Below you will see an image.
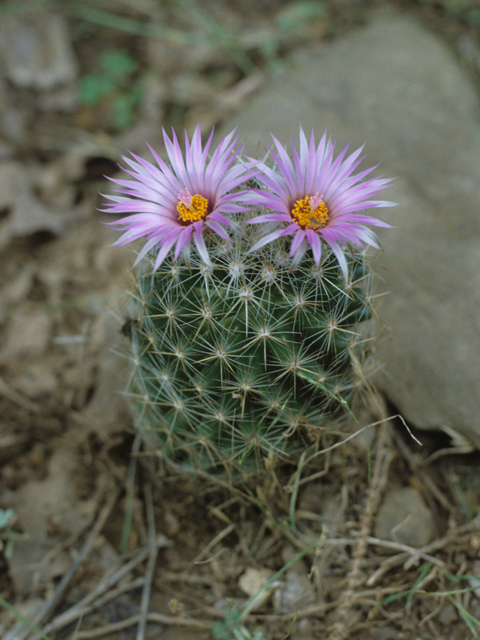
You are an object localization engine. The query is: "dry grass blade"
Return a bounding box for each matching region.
[34,527,172,638]
[192,523,236,564]
[36,551,150,638]
[5,487,120,640]
[0,598,51,640]
[120,433,142,554]
[135,482,157,640]
[365,537,445,568]
[69,612,212,639]
[328,425,393,640]
[0,376,42,415]
[397,513,480,572]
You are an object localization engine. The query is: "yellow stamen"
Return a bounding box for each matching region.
[291,196,329,230]
[177,193,209,223]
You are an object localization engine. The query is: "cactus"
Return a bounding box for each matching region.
[104,125,394,473]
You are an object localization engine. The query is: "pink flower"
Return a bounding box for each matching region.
[247,128,395,278]
[103,124,250,269]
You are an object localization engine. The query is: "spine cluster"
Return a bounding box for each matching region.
[105,125,394,473]
[127,222,375,473]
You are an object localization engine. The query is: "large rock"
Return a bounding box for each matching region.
[220,11,480,448]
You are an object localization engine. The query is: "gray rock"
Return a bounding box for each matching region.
[375,487,435,548]
[2,304,51,360]
[438,603,458,625]
[0,12,78,89]
[220,12,480,448]
[273,566,316,613]
[0,162,77,250]
[8,538,70,596]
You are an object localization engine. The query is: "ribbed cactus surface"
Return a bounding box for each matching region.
[128,227,374,471]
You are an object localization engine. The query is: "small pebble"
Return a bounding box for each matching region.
[375,487,435,548]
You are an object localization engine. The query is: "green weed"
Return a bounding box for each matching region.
[0,508,20,560]
[0,595,52,640]
[78,47,146,130]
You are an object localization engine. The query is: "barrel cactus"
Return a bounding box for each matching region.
[104,125,394,473]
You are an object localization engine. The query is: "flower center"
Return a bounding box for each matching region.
[177,190,209,223]
[291,195,329,230]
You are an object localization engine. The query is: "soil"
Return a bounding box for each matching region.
[1,2,480,640]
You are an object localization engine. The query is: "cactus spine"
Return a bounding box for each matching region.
[105,125,394,473]
[127,224,375,472]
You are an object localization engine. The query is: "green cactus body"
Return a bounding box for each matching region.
[105,126,394,473]
[127,223,375,473]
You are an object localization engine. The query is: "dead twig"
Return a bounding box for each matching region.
[365,518,480,586]
[365,537,445,568]
[366,552,409,586]
[157,571,217,586]
[38,549,150,638]
[120,432,142,554]
[136,482,158,640]
[403,513,480,570]
[41,578,145,639]
[328,425,393,640]
[68,612,212,639]
[37,530,171,638]
[311,535,446,569]
[6,486,120,640]
[0,376,43,415]
[192,523,236,565]
[392,429,454,512]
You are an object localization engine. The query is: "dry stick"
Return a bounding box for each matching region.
[120,432,143,554]
[252,584,413,623]
[0,376,42,415]
[316,536,445,568]
[66,548,150,614]
[366,552,410,586]
[35,472,114,571]
[7,488,120,640]
[40,530,171,637]
[366,511,480,587]
[418,602,444,628]
[365,512,480,586]
[69,612,212,639]
[38,548,150,638]
[157,456,302,551]
[328,426,393,640]
[40,578,146,639]
[159,571,217,586]
[392,429,453,512]
[364,537,445,568]
[136,482,158,640]
[82,577,146,612]
[192,523,236,564]
[403,513,480,570]
[406,566,439,616]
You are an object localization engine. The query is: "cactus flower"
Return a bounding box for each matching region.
[248,128,395,278]
[103,125,250,269]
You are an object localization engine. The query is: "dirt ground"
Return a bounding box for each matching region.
[1,1,480,639]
